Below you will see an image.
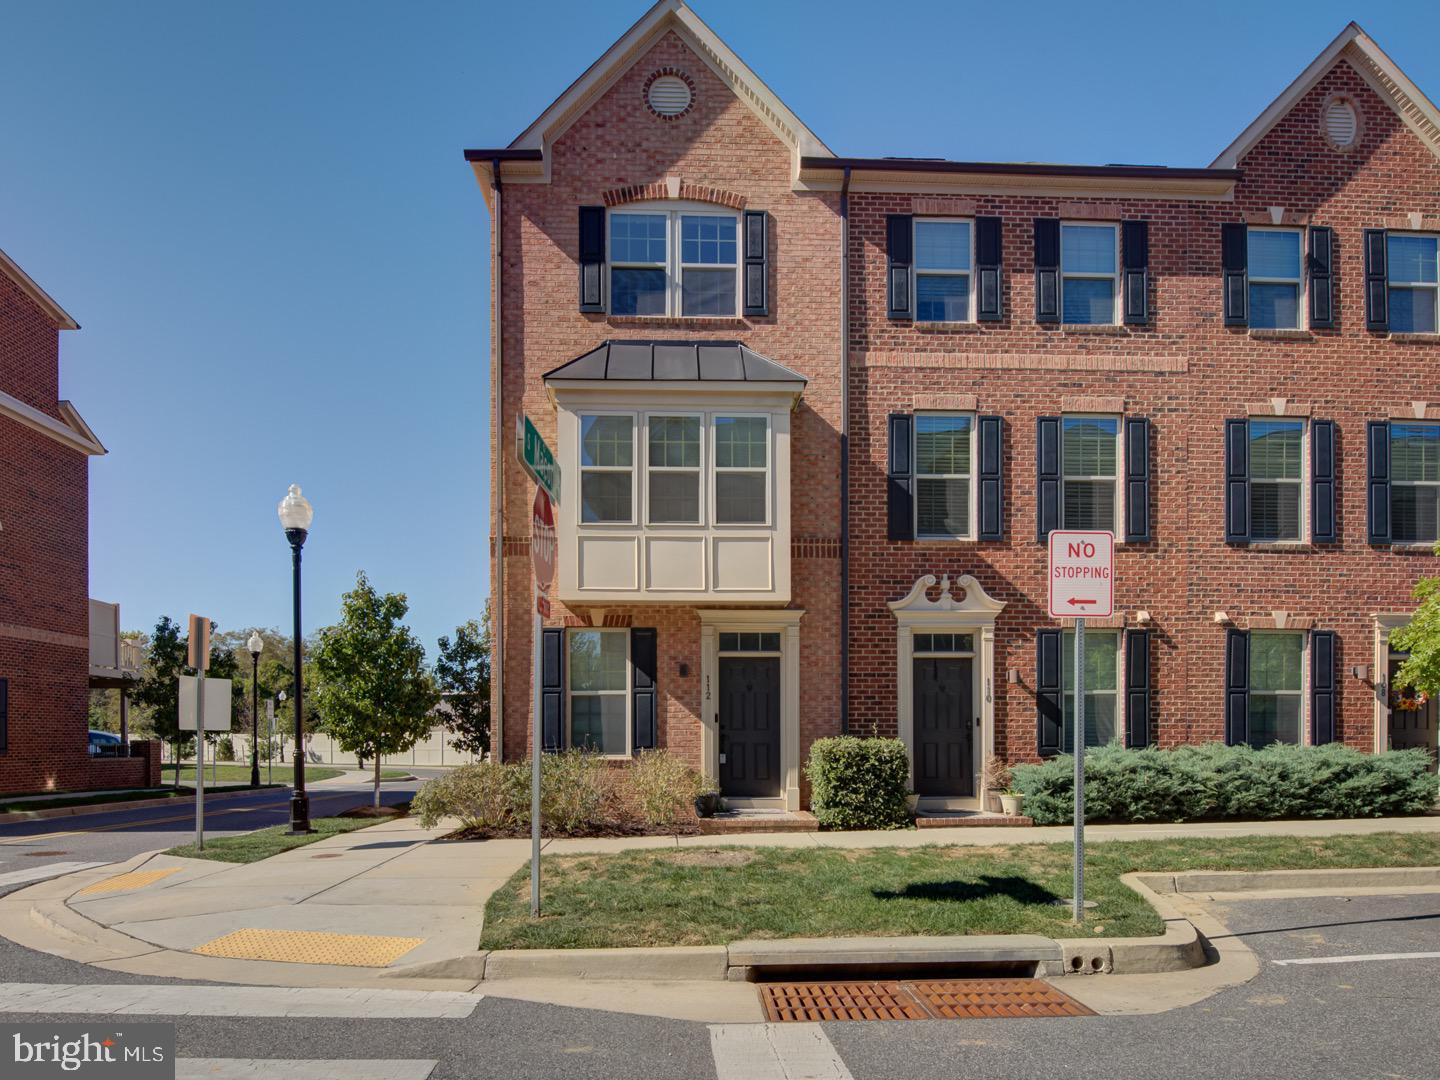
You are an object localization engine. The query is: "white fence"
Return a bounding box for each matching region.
[227,725,482,769]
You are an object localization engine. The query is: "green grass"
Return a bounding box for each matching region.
[0,785,276,814]
[480,832,1440,950]
[162,764,342,785]
[164,816,385,863]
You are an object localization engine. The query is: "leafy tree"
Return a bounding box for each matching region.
[131,616,191,781]
[435,607,492,756]
[312,572,440,805]
[1391,543,1440,699]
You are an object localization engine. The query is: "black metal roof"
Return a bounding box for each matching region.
[543,341,807,384]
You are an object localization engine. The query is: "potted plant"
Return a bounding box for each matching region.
[693,775,721,818]
[998,787,1025,817]
[982,755,1023,816]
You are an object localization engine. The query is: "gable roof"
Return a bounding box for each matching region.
[0,245,79,331]
[1213,22,1440,168]
[545,340,806,385]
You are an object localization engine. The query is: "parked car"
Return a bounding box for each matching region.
[88,729,126,757]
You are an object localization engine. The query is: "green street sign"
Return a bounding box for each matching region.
[516,415,560,504]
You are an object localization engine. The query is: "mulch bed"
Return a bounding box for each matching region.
[441,819,701,841]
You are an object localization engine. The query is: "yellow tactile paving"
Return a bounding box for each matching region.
[192,928,426,967]
[75,867,182,896]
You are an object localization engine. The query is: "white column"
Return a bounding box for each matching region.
[783,621,802,812]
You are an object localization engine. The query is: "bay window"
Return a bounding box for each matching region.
[580,414,634,523]
[714,415,768,524]
[646,415,702,524]
[608,207,739,317]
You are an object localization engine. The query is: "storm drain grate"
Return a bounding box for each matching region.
[760,979,1094,1022]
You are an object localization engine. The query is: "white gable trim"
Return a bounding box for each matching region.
[0,390,106,456]
[0,246,79,331]
[1212,23,1440,168]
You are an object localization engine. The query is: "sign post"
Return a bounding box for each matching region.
[1048,531,1114,924]
[266,697,276,786]
[187,615,210,850]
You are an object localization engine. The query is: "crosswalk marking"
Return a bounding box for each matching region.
[0,860,108,888]
[1273,950,1440,967]
[177,1060,438,1079]
[0,983,480,1019]
[710,1023,854,1080]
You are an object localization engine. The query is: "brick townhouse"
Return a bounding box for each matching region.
[468,0,1440,813]
[0,246,157,795]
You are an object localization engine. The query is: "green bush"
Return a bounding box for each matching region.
[805,736,911,830]
[1011,742,1438,825]
[628,750,706,829]
[215,737,235,762]
[411,750,626,834]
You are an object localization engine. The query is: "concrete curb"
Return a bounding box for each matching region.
[0,785,287,822]
[1054,873,1208,976]
[485,945,728,982]
[1141,866,1440,895]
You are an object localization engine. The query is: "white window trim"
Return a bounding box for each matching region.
[606,202,741,318]
[643,411,705,527]
[1062,628,1123,751]
[1248,417,1310,545]
[1247,225,1306,330]
[717,632,783,657]
[912,217,975,323]
[1059,412,1125,538]
[1060,221,1120,326]
[1390,420,1440,544]
[913,411,977,541]
[1245,630,1309,749]
[565,628,631,759]
[712,412,772,527]
[578,411,637,526]
[1386,231,1440,335]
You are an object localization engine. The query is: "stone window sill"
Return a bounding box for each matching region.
[1246,542,1315,551]
[914,320,985,332]
[1248,329,1313,341]
[1389,542,1438,553]
[603,315,750,329]
[1388,332,1440,344]
[1060,323,1128,335]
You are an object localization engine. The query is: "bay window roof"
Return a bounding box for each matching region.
[543,340,807,385]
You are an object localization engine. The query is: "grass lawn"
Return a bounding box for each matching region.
[164,816,385,863]
[162,764,342,785]
[480,832,1440,950]
[0,785,275,814]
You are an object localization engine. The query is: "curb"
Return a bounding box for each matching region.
[0,785,286,822]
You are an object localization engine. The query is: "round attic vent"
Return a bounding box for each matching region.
[646,73,693,117]
[1323,96,1359,150]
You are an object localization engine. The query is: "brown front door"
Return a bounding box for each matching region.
[1389,657,1438,773]
[719,656,781,797]
[913,657,975,797]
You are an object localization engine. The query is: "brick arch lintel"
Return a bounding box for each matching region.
[601,180,747,210]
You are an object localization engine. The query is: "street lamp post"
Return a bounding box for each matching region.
[247,631,263,788]
[277,483,314,835]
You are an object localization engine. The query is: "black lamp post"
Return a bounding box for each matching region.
[247,631,263,788]
[277,483,314,835]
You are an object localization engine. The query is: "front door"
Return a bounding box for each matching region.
[719,656,781,797]
[912,657,975,796]
[1389,656,1438,773]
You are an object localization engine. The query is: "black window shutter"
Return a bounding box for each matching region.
[1036,416,1061,540]
[976,216,1003,321]
[1225,629,1250,747]
[1364,228,1389,332]
[631,628,658,752]
[1124,416,1152,543]
[541,627,565,752]
[1124,630,1152,749]
[1034,219,1060,323]
[743,210,768,316]
[886,215,913,320]
[1311,419,1337,543]
[1310,630,1336,746]
[1036,630,1063,757]
[1367,419,1392,544]
[978,415,1005,541]
[578,206,605,313]
[1308,226,1334,329]
[1224,418,1250,544]
[0,677,7,754]
[1122,220,1149,325]
[887,413,915,540]
[1222,223,1248,326]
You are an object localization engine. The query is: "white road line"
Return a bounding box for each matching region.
[1273,951,1440,967]
[177,1060,437,1079]
[0,983,480,1019]
[0,860,107,888]
[710,1024,854,1080]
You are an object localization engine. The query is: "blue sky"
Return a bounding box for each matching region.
[3,0,1437,652]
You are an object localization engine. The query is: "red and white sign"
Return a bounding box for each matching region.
[1048,530,1114,618]
[531,488,556,595]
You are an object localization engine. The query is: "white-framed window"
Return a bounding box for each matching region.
[713,414,769,524]
[567,628,629,756]
[608,206,739,317]
[1249,418,1306,542]
[914,218,973,322]
[1247,227,1304,330]
[645,414,703,525]
[912,632,975,655]
[1061,415,1121,532]
[1062,629,1120,750]
[719,631,781,653]
[579,413,635,524]
[1387,232,1439,334]
[1061,223,1119,325]
[1391,421,1440,544]
[1248,632,1304,747]
[914,413,975,539]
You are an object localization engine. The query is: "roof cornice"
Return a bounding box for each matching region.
[0,390,106,456]
[0,246,79,331]
[798,157,1239,199]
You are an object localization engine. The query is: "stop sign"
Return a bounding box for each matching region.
[531,487,556,593]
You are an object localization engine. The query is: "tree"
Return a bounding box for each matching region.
[131,616,190,782]
[312,572,440,806]
[1391,543,1440,699]
[435,607,492,757]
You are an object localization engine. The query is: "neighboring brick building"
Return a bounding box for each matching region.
[469,2,1440,812]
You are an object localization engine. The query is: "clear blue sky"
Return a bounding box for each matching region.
[3,0,1436,652]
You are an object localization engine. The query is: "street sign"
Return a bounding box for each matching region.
[516,415,560,504]
[532,488,556,593]
[1048,531,1115,618]
[178,676,234,731]
[187,614,211,671]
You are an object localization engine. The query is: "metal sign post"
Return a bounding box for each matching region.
[187,615,211,850]
[1073,617,1085,924]
[266,697,276,785]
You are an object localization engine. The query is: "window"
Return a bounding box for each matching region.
[1392,422,1440,543]
[913,633,974,654]
[1387,233,1439,334]
[1061,224,1118,325]
[567,630,628,755]
[915,414,973,539]
[1249,419,1305,542]
[1062,630,1119,750]
[580,414,634,524]
[914,219,972,322]
[1247,228,1303,329]
[608,208,739,317]
[646,415,701,524]
[714,415,768,523]
[1061,416,1120,531]
[1248,633,1304,747]
[719,632,781,652]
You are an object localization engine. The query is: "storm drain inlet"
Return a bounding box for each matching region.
[760,978,1094,1022]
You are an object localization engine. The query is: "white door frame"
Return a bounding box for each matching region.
[1374,611,1416,754]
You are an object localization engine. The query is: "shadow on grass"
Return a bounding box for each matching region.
[873,875,1063,907]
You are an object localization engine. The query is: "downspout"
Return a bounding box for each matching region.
[839,165,851,735]
[490,158,505,762]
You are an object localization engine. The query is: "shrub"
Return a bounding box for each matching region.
[628,750,705,829]
[805,736,911,831]
[215,737,235,762]
[540,749,618,833]
[411,750,628,835]
[1011,742,1437,825]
